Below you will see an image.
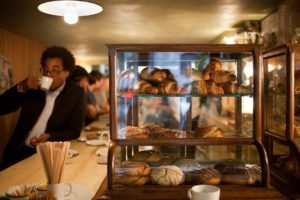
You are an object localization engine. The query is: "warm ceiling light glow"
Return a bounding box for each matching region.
[38,0,103,25]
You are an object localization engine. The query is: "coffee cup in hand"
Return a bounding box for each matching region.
[40,76,53,91]
[188,185,220,200]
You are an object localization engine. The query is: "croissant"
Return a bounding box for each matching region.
[134,80,159,94]
[121,160,151,176]
[211,70,237,84]
[140,67,167,83]
[160,80,178,94]
[207,82,224,94]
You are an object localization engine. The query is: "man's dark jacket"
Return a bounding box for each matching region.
[0,80,85,157]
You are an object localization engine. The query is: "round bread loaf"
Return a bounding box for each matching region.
[185,168,221,185]
[117,175,151,186]
[173,159,202,173]
[121,160,151,176]
[151,165,184,186]
[131,150,163,163]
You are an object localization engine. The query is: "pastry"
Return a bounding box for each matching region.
[214,159,245,172]
[174,159,202,173]
[121,160,151,176]
[185,168,221,185]
[210,70,236,84]
[192,81,208,94]
[150,128,187,139]
[206,82,224,94]
[131,150,163,163]
[119,126,149,139]
[134,80,159,94]
[116,175,151,186]
[221,82,237,94]
[214,159,256,185]
[275,155,300,179]
[140,67,167,83]
[151,165,185,186]
[159,80,178,94]
[220,167,256,185]
[195,126,224,138]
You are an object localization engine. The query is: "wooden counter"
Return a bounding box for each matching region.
[0,117,110,199]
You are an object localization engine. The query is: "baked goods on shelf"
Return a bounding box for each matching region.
[275,155,300,180]
[131,150,163,164]
[121,161,151,176]
[117,175,151,186]
[173,159,202,173]
[119,126,149,139]
[134,80,159,94]
[150,165,185,186]
[185,168,221,185]
[116,161,151,186]
[140,67,168,84]
[195,126,224,138]
[210,70,237,84]
[151,128,187,139]
[214,159,256,185]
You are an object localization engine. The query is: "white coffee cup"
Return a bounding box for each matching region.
[40,76,53,91]
[187,185,220,200]
[48,183,72,200]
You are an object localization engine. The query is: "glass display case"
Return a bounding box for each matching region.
[263,44,300,199]
[107,44,268,197]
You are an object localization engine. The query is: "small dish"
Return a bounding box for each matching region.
[86,140,107,146]
[67,149,79,158]
[77,136,87,142]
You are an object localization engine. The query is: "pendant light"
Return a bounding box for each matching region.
[38,0,103,25]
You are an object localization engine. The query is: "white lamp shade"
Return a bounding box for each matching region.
[38,0,103,16]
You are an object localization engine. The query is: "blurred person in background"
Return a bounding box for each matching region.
[68,65,100,125]
[0,46,85,170]
[90,70,110,114]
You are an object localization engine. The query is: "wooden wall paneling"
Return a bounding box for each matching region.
[0,28,46,163]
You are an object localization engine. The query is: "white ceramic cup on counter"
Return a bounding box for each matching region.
[47,183,72,200]
[40,76,53,91]
[187,184,220,200]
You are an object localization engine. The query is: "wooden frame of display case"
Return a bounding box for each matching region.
[263,44,300,200]
[107,44,270,198]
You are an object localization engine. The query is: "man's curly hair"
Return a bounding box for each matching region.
[40,46,75,72]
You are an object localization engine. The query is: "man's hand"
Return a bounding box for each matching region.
[20,76,40,91]
[30,133,50,146]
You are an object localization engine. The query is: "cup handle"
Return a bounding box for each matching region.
[64,183,72,197]
[187,188,192,199]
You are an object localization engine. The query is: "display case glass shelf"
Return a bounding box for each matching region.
[108,44,268,192]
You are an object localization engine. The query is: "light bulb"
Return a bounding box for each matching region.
[64,9,78,24]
